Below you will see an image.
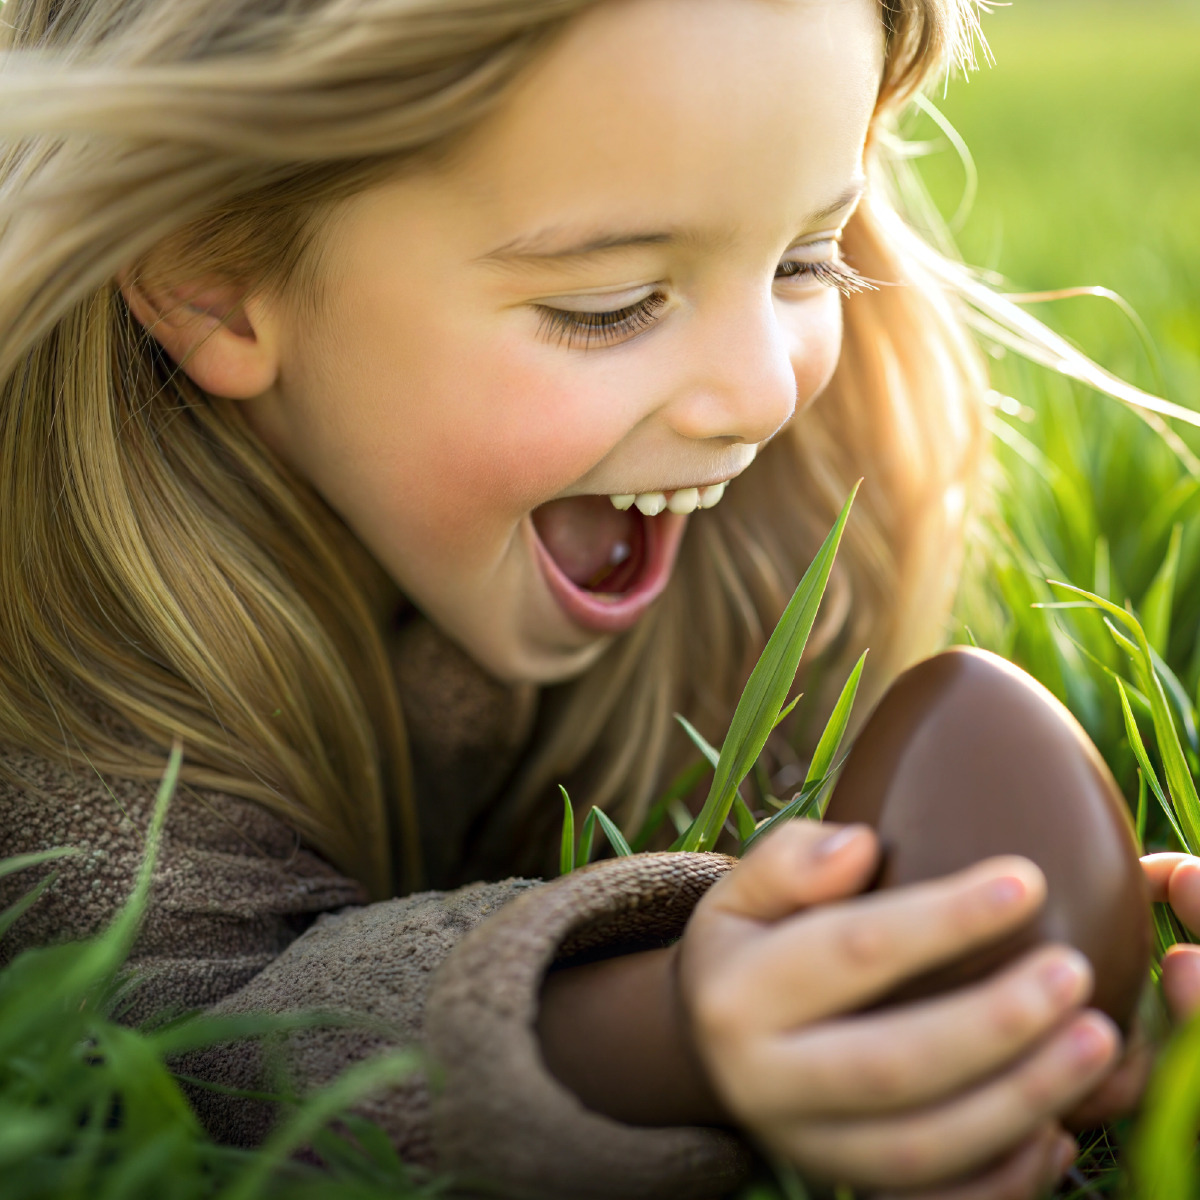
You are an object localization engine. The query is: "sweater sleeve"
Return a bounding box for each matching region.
[187,856,753,1198]
[0,756,753,1197]
[0,752,367,1016]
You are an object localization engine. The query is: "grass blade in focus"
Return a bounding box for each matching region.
[679,484,860,852]
[1052,581,1200,853]
[804,650,868,788]
[575,807,598,870]
[592,807,633,858]
[559,786,575,877]
[675,713,720,768]
[1116,679,1187,850]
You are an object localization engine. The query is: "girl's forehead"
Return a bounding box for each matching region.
[427,0,884,242]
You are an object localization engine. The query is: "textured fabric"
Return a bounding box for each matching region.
[428,853,752,1200]
[0,752,366,1021]
[0,743,755,1197]
[393,615,538,890]
[180,878,541,1166]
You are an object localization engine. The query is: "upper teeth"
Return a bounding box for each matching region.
[609,481,727,515]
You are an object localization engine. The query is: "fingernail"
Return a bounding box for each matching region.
[1041,951,1088,1003]
[1068,1019,1112,1067]
[814,824,866,859]
[984,875,1026,909]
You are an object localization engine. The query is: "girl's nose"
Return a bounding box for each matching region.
[659,295,798,447]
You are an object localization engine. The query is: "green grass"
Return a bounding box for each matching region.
[6,4,1200,1197]
[0,746,440,1200]
[919,4,1200,1195]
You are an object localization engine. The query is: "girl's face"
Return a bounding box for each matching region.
[245,0,884,684]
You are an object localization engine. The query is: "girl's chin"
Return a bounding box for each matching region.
[527,502,688,635]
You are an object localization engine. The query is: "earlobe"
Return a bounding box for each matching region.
[118,272,280,400]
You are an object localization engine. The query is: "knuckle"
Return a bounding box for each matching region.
[691,977,745,1041]
[877,1131,938,1185]
[853,1045,913,1103]
[836,920,891,968]
[1017,1062,1061,1111]
[989,979,1046,1039]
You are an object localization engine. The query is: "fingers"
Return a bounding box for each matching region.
[1162,943,1200,1022]
[701,855,1046,1031]
[773,1011,1118,1190]
[701,822,880,923]
[1141,854,1200,936]
[875,1124,1075,1200]
[1168,859,1200,935]
[1141,853,1187,902]
[1063,1030,1152,1128]
[734,946,1092,1118]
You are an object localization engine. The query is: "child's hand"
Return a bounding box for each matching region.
[1142,853,1200,1018]
[678,823,1120,1196]
[1064,852,1200,1129]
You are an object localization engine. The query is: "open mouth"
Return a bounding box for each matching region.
[530,484,727,635]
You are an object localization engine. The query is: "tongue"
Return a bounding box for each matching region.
[532,496,643,592]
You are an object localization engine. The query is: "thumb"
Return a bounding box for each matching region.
[700,821,879,924]
[1162,944,1200,1023]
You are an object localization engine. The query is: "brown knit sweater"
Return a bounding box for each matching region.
[0,618,753,1199]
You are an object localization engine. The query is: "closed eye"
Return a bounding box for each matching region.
[535,291,669,350]
[774,252,874,297]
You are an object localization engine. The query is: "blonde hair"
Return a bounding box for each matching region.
[0,0,1005,896]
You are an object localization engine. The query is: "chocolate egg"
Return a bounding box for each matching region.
[823,646,1151,1032]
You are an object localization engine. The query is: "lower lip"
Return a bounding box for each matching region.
[530,509,689,635]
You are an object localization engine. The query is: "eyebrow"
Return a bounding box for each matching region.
[479,183,866,264]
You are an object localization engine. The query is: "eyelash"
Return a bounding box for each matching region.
[537,291,669,350]
[536,255,873,350]
[774,256,874,296]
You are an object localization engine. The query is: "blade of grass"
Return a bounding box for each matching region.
[591,807,633,858]
[1150,642,1200,754]
[1141,522,1183,658]
[1131,1008,1200,1200]
[223,1051,420,1200]
[675,713,759,844]
[680,484,859,852]
[773,693,802,729]
[732,796,758,844]
[575,807,598,870]
[675,713,720,768]
[1116,678,1187,851]
[1154,903,1188,961]
[1052,619,1155,719]
[803,650,868,787]
[0,846,78,881]
[559,786,575,877]
[0,873,59,942]
[741,770,836,852]
[1136,770,1148,852]
[1052,582,1200,852]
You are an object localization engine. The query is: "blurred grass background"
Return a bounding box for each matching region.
[4,5,1200,1198]
[907,0,1200,858]
[919,0,1200,403]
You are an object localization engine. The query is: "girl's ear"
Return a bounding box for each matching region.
[119,272,280,399]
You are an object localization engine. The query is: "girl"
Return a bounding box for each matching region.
[2,0,1199,1196]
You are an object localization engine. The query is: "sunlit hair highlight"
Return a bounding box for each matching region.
[0,0,1015,893]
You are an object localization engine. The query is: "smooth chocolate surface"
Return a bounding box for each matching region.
[824,647,1151,1032]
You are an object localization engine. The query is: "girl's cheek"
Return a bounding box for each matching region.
[791,298,845,409]
[427,357,638,510]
